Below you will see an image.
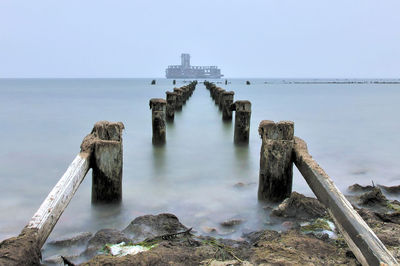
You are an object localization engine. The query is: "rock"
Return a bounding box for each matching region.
[220,219,243,227]
[201,226,218,234]
[379,184,400,194]
[42,255,64,265]
[357,187,388,207]
[0,228,41,266]
[356,207,400,256]
[281,221,294,230]
[375,212,400,224]
[203,259,251,266]
[233,182,255,188]
[234,182,246,188]
[348,183,374,192]
[84,229,130,257]
[271,192,327,220]
[48,232,93,247]
[243,229,280,245]
[80,212,358,265]
[122,213,188,241]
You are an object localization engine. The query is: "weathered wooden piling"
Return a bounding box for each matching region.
[218,89,226,110]
[293,137,398,266]
[166,91,177,121]
[231,100,251,143]
[173,79,176,85]
[258,120,294,202]
[88,121,124,203]
[221,91,235,120]
[173,88,184,110]
[214,87,223,104]
[181,86,189,103]
[149,98,167,145]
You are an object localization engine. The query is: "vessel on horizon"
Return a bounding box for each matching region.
[166,54,223,79]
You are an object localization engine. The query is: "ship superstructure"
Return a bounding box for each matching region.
[166,54,223,79]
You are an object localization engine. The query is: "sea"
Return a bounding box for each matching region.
[0,78,399,255]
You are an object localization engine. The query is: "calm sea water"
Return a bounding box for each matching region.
[1,78,399,247]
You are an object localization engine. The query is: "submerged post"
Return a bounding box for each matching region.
[165,91,177,121]
[149,98,167,145]
[231,100,252,144]
[88,121,124,203]
[258,120,294,202]
[221,91,234,120]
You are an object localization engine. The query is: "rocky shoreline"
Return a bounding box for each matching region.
[41,185,400,265]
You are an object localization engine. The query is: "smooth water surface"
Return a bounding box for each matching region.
[0,78,399,247]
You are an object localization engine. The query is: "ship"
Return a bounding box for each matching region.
[166,54,223,79]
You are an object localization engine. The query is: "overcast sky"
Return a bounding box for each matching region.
[1,0,399,78]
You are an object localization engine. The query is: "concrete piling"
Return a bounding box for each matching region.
[257,120,294,202]
[231,100,251,144]
[221,91,235,120]
[166,91,177,121]
[90,121,125,203]
[149,98,167,145]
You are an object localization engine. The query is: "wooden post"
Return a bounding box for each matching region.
[173,88,184,110]
[165,91,177,121]
[149,98,167,145]
[181,86,189,103]
[293,137,398,266]
[231,100,252,144]
[210,84,217,99]
[221,91,235,120]
[218,89,226,110]
[258,120,294,202]
[90,121,124,203]
[214,87,223,104]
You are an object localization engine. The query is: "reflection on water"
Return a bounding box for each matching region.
[152,145,166,176]
[90,202,123,223]
[234,143,251,174]
[221,119,233,138]
[1,78,400,250]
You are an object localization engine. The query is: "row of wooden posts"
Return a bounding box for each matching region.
[149,81,197,145]
[0,81,398,265]
[204,81,252,144]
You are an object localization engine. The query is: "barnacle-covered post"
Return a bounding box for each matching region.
[231,100,251,144]
[165,91,177,121]
[258,120,294,202]
[149,98,167,145]
[221,91,235,120]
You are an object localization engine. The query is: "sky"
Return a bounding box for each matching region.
[0,0,399,78]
